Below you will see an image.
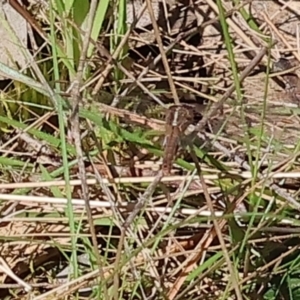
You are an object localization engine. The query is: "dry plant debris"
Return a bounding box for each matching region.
[1,0,300,299]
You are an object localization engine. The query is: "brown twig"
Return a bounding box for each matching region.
[69,0,109,299]
[113,170,163,300]
[145,0,179,105]
[168,144,243,300]
[196,130,300,210]
[199,172,243,300]
[118,0,255,101]
[8,0,47,41]
[193,46,268,134]
[91,1,148,96]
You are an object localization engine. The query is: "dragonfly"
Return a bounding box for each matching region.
[80,91,206,174]
[162,104,195,174]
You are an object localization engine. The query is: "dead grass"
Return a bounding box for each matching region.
[1,0,300,299]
